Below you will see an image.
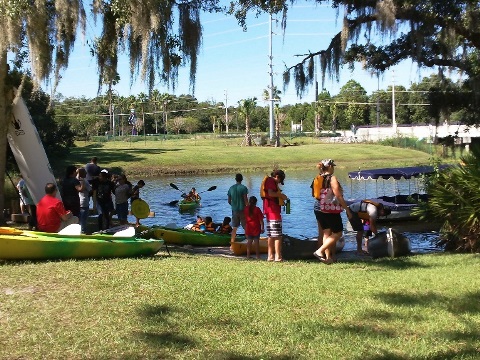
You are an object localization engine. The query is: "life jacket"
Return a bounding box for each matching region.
[191,220,205,231]
[260,175,286,206]
[356,200,382,220]
[205,222,217,232]
[315,174,343,214]
[311,175,325,199]
[218,224,232,234]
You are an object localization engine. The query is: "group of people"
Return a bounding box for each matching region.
[17,157,146,234]
[17,156,390,256]
[223,161,391,263]
[190,215,232,234]
[227,171,286,261]
[311,159,391,264]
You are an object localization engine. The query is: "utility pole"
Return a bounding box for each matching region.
[392,71,397,132]
[224,90,229,134]
[268,13,275,142]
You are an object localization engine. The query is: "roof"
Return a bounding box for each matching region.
[348,165,451,180]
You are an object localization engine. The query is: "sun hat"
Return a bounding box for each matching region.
[320,159,336,167]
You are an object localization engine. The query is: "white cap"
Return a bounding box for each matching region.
[101,169,109,174]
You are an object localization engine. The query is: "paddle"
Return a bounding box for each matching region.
[198,186,217,194]
[170,183,186,195]
[168,200,179,206]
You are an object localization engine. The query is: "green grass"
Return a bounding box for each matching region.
[1,252,479,359]
[55,137,435,177]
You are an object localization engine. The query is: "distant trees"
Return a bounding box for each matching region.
[46,72,475,140]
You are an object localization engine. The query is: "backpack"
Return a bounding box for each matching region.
[317,174,342,214]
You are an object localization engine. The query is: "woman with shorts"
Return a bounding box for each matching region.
[312,159,351,264]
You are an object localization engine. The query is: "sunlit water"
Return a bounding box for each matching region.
[127,169,440,253]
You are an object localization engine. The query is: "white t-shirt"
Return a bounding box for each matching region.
[78,177,92,208]
[349,202,378,219]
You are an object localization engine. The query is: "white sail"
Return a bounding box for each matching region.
[7,90,61,204]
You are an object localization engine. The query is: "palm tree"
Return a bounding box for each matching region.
[238,98,257,146]
[262,86,282,103]
[150,90,161,134]
[160,93,173,139]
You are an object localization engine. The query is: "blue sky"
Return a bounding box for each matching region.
[49,1,435,105]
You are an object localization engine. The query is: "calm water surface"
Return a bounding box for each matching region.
[132,169,440,253]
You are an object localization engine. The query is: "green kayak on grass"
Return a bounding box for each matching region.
[0,227,164,260]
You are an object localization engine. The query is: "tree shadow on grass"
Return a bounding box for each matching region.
[136,304,299,359]
[52,144,184,175]
[353,290,480,360]
[337,255,433,270]
[135,304,196,350]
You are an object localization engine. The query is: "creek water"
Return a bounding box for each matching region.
[131,169,441,253]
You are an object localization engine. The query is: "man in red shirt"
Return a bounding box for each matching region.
[37,183,78,233]
[262,169,288,262]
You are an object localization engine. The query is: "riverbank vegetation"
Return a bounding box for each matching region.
[1,252,479,359]
[417,147,480,253]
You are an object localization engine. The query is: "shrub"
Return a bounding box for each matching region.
[416,146,480,252]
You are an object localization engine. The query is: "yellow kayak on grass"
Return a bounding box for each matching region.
[0,227,164,261]
[231,238,268,256]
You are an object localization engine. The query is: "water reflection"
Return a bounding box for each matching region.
[132,170,440,253]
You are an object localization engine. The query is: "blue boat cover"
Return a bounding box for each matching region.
[348,165,450,180]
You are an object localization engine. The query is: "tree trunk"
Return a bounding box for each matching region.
[0,49,9,224]
[245,116,252,146]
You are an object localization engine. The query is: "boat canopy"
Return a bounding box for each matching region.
[348,165,450,180]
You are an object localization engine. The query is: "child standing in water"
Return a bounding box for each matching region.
[244,196,264,259]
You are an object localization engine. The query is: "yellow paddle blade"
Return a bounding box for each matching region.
[131,199,150,219]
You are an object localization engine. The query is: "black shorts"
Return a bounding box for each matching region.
[348,211,364,232]
[89,178,99,191]
[314,210,343,233]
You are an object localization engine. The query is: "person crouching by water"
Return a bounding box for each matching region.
[36,183,79,233]
[261,169,288,262]
[244,196,264,259]
[312,159,351,264]
[348,200,391,254]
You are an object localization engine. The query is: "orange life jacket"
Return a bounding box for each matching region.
[218,224,232,234]
[205,222,217,232]
[260,175,286,206]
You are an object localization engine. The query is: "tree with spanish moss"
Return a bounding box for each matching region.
[0,0,222,224]
[229,0,480,126]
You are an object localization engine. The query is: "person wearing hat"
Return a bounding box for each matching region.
[262,169,288,262]
[347,200,391,254]
[312,159,351,264]
[227,173,249,244]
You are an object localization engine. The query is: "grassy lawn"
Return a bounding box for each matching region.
[55,137,435,177]
[1,251,479,359]
[3,138,472,359]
